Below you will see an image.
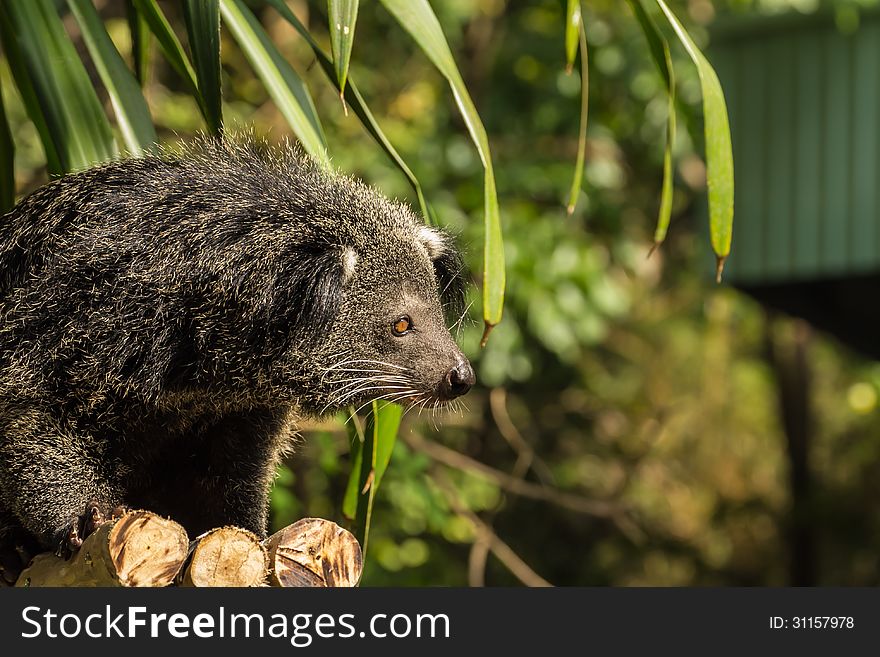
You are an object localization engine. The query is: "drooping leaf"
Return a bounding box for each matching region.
[328,0,359,108]
[564,0,582,73]
[627,0,676,249]
[0,0,116,173]
[125,0,151,86]
[67,0,157,156]
[653,0,733,280]
[379,0,505,341]
[184,0,223,135]
[629,0,670,87]
[0,82,13,211]
[220,0,328,164]
[266,0,432,222]
[343,401,402,558]
[566,22,588,215]
[655,45,676,249]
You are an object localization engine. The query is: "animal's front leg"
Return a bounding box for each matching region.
[143,410,290,539]
[0,405,126,555]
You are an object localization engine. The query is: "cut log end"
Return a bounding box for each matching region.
[264,518,362,587]
[109,512,190,587]
[181,526,268,587]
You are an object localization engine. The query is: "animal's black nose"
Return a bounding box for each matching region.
[443,361,475,399]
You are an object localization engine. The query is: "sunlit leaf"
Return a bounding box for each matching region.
[342,424,364,522]
[266,0,432,222]
[0,82,13,211]
[220,0,328,163]
[184,0,223,135]
[379,0,505,340]
[627,0,676,249]
[343,402,402,558]
[67,0,157,156]
[372,401,402,491]
[0,0,116,173]
[564,0,582,73]
[653,0,734,280]
[566,23,588,215]
[328,0,359,109]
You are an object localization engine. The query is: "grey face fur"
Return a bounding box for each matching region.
[0,136,474,566]
[304,224,474,414]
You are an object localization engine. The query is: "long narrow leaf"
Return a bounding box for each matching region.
[564,0,581,73]
[372,401,402,491]
[379,0,505,342]
[67,0,157,156]
[220,0,328,163]
[627,0,676,250]
[184,0,223,135]
[125,0,151,86]
[132,0,207,119]
[0,82,13,211]
[342,414,366,522]
[567,21,588,215]
[653,0,733,280]
[343,401,402,558]
[328,0,359,108]
[0,0,116,173]
[0,19,62,175]
[629,0,670,87]
[265,0,432,222]
[655,46,676,248]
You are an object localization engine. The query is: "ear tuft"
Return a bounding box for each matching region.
[342,247,358,282]
[419,226,467,324]
[417,226,448,260]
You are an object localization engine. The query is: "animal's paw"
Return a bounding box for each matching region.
[55,500,128,558]
[0,531,40,586]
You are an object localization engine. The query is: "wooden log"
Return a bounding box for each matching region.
[180,526,268,587]
[15,510,189,587]
[264,518,362,587]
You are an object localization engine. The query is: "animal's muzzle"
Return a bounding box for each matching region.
[441,360,475,400]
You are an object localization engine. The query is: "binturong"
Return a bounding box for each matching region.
[0,136,474,578]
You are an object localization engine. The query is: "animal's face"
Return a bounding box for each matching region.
[289,221,474,416]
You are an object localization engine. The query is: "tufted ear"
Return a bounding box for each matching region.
[417,226,467,323]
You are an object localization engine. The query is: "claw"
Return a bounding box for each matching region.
[56,500,124,559]
[79,502,105,538]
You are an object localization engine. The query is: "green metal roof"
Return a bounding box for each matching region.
[710,11,880,283]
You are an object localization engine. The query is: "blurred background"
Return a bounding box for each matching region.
[5,0,880,585]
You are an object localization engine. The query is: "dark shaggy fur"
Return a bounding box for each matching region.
[0,137,472,578]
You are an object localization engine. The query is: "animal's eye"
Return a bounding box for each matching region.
[391,315,412,336]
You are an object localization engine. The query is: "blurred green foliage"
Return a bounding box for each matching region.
[4,0,880,585]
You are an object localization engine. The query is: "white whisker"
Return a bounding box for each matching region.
[329,384,411,408]
[448,299,475,335]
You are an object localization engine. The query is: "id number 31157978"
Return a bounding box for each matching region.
[769,616,854,630]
